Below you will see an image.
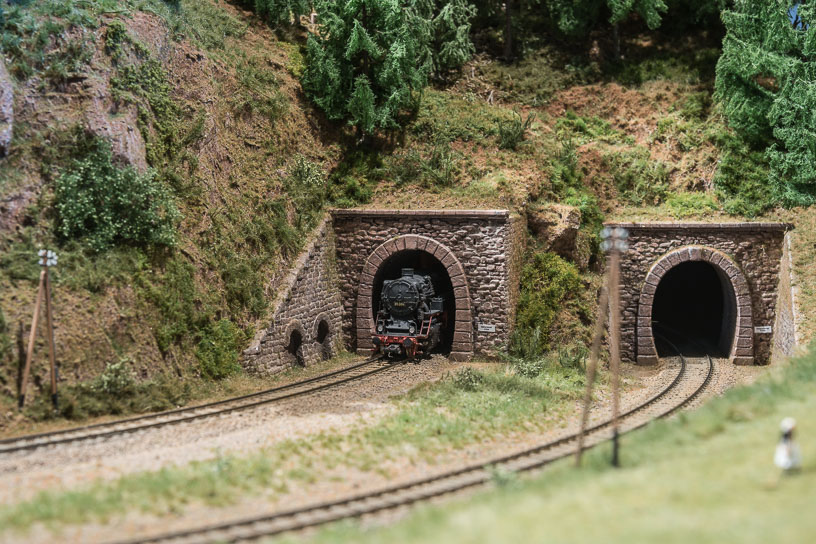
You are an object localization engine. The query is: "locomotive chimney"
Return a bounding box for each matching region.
[401,268,414,277]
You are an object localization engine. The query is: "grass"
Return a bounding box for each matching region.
[286,345,816,544]
[3,351,357,437]
[0,360,592,534]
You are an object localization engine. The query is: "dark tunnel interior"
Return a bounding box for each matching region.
[651,261,737,357]
[372,250,454,354]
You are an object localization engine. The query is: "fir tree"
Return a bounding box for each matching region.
[303,0,432,137]
[716,1,816,205]
[413,0,477,76]
[254,0,311,26]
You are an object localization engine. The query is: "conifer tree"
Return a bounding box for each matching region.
[413,0,477,76]
[545,0,667,37]
[254,0,310,25]
[716,1,816,205]
[303,0,432,137]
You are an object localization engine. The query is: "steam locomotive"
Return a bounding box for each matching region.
[372,268,445,358]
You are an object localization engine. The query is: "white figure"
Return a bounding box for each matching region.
[774,417,801,471]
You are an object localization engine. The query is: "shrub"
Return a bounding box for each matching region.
[141,256,212,354]
[196,319,242,380]
[54,134,178,252]
[93,359,136,396]
[603,148,669,206]
[665,192,719,218]
[286,155,327,231]
[512,252,582,358]
[498,110,536,150]
[452,367,484,391]
[556,343,588,370]
[514,355,547,378]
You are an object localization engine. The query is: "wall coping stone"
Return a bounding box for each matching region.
[605,221,793,231]
[331,208,510,219]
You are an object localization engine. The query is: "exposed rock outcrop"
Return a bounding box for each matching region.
[528,203,582,261]
[0,58,13,157]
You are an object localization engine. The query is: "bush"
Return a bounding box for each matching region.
[665,192,719,218]
[196,319,242,380]
[512,252,582,358]
[54,133,178,252]
[603,148,670,206]
[93,359,136,396]
[452,367,484,391]
[498,110,536,150]
[514,355,546,378]
[141,256,212,354]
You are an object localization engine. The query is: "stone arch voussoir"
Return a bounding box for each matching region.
[637,246,753,365]
[355,235,473,359]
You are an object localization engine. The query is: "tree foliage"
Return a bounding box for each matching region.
[413,0,477,76]
[716,1,816,206]
[544,0,667,37]
[303,0,432,135]
[255,0,310,25]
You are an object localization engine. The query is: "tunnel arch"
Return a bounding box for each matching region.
[356,235,473,358]
[637,247,753,365]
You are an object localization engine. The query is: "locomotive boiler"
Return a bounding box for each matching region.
[372,268,445,358]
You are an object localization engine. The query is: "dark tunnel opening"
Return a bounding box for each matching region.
[287,329,305,366]
[651,261,737,357]
[316,320,331,360]
[371,250,454,354]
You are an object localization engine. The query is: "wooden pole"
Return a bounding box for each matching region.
[44,267,58,411]
[610,244,622,467]
[575,282,610,466]
[19,270,45,409]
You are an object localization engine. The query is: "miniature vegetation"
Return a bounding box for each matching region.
[0,356,589,533]
[0,0,813,422]
[281,339,816,544]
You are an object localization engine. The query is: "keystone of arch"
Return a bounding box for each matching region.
[636,246,753,366]
[355,235,474,361]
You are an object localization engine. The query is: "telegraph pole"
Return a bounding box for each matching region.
[19,250,59,410]
[603,227,628,467]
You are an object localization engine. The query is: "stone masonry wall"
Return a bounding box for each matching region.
[606,222,791,365]
[242,217,343,375]
[772,232,798,364]
[332,209,520,358]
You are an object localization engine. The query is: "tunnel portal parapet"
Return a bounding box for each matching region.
[332,209,526,360]
[606,222,793,366]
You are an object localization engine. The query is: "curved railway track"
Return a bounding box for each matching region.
[0,356,391,456]
[113,334,714,544]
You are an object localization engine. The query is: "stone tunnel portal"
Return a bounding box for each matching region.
[652,260,737,357]
[371,249,456,354]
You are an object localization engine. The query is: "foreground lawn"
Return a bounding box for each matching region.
[288,348,816,544]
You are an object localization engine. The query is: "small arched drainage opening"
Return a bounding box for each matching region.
[371,249,455,355]
[287,329,305,367]
[652,260,737,357]
[315,319,332,361]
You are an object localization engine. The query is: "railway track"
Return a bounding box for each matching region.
[113,335,714,544]
[0,356,391,456]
